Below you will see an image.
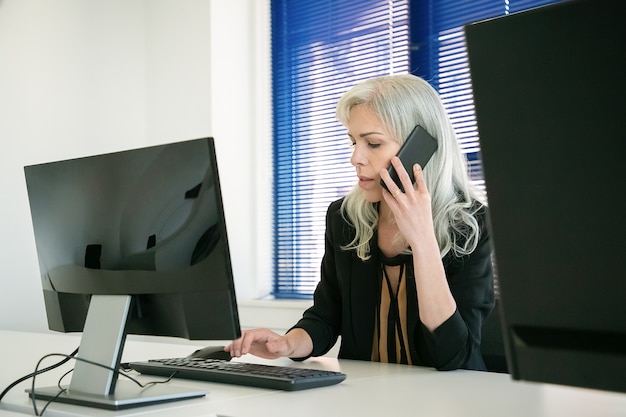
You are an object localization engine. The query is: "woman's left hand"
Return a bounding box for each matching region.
[380,157,435,248]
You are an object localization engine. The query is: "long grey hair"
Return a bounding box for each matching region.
[335,74,484,261]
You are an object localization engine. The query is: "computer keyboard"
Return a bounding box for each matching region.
[128,357,347,391]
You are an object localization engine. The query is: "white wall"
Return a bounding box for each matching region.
[0,0,295,334]
[0,0,147,332]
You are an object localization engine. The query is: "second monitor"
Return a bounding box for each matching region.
[465,0,626,393]
[24,137,240,409]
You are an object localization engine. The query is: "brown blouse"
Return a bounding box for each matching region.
[372,252,413,364]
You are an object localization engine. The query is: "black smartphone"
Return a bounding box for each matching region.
[380,125,438,192]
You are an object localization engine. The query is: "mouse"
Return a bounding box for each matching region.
[188,345,232,361]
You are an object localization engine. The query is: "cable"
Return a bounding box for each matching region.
[1,347,176,416]
[37,387,66,417]
[0,347,78,402]
[29,353,177,416]
[33,368,72,416]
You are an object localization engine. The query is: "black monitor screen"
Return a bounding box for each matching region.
[465,0,626,393]
[24,137,240,341]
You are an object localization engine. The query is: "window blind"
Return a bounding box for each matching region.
[272,0,562,298]
[411,0,562,186]
[271,0,410,298]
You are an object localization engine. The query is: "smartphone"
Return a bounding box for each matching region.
[380,125,438,193]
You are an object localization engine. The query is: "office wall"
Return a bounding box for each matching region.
[0,0,278,332]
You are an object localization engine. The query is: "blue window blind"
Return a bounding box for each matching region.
[411,0,562,186]
[272,0,562,298]
[271,0,410,298]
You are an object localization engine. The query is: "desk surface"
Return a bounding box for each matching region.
[1,330,625,417]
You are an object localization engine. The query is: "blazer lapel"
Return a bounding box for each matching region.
[347,250,379,359]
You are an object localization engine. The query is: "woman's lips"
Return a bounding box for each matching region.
[358,175,376,189]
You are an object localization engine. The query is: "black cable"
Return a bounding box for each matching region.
[56,369,73,391]
[0,347,78,402]
[37,387,66,417]
[29,353,177,416]
[34,368,73,417]
[1,347,176,416]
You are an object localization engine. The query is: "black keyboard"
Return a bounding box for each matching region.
[128,357,347,391]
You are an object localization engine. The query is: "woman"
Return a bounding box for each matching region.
[225,74,494,370]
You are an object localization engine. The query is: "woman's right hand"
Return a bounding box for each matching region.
[224,328,312,360]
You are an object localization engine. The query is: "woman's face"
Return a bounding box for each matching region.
[347,105,401,202]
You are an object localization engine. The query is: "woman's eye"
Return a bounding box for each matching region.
[368,143,381,149]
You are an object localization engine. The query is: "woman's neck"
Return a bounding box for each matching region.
[377,200,407,257]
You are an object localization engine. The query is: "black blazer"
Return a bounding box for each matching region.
[291,198,494,370]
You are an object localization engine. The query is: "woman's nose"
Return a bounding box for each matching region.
[350,145,366,166]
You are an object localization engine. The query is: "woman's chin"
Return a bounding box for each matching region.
[362,189,383,203]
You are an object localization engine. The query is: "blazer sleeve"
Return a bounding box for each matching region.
[422,206,495,370]
[288,199,345,359]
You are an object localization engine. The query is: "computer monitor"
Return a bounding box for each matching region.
[465,0,626,393]
[23,137,241,409]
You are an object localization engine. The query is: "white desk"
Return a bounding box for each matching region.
[1,330,625,417]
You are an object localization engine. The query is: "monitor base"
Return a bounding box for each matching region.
[27,380,207,411]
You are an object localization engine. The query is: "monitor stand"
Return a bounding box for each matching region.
[27,295,207,410]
